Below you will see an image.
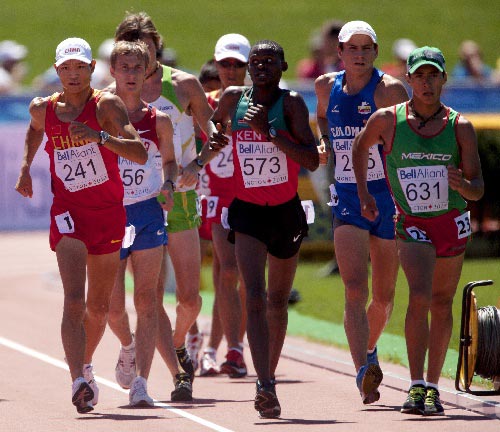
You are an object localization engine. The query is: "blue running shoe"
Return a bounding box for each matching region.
[367,346,379,365]
[356,363,383,404]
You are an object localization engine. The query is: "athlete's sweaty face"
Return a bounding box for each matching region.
[56,59,94,93]
[248,47,284,87]
[339,34,378,72]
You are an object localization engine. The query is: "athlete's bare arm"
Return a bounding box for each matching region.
[15,97,49,198]
[93,92,147,164]
[352,107,395,221]
[156,111,177,211]
[449,116,484,201]
[209,87,245,151]
[314,73,337,164]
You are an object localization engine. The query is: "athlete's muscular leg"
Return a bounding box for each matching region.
[426,254,463,384]
[130,246,163,379]
[155,245,182,377]
[168,228,202,348]
[235,233,269,382]
[335,225,371,371]
[398,242,436,381]
[108,258,134,347]
[211,222,241,349]
[267,253,298,378]
[84,249,121,364]
[57,236,88,381]
[367,236,397,351]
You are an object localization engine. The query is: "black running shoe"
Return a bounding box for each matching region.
[171,373,193,402]
[176,345,195,382]
[424,387,444,416]
[401,385,426,415]
[254,380,281,419]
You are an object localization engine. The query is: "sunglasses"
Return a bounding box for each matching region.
[218,60,247,69]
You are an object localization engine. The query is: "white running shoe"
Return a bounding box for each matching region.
[186,332,203,371]
[115,335,136,389]
[83,364,99,405]
[129,376,154,407]
[199,349,220,377]
[72,377,94,414]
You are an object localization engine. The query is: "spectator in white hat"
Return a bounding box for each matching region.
[0,39,28,94]
[381,38,417,81]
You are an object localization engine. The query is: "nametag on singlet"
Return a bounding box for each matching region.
[236,138,288,188]
[209,140,234,178]
[54,142,109,192]
[397,165,449,213]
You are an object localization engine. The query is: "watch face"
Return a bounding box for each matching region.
[269,127,277,138]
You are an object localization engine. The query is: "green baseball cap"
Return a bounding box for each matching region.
[407,46,446,74]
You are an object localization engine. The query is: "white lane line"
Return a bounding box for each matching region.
[0,336,234,432]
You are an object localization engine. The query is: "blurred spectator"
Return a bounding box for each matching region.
[161,47,178,67]
[381,38,417,81]
[198,59,221,92]
[493,57,500,86]
[0,40,28,94]
[451,40,492,84]
[296,19,345,80]
[92,38,114,89]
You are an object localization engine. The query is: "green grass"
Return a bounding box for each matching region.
[2,0,499,86]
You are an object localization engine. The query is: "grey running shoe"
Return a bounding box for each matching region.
[72,377,94,414]
[129,376,154,407]
[83,364,99,405]
[115,335,136,389]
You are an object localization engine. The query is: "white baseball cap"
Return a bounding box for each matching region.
[214,33,251,63]
[55,37,93,67]
[338,21,377,44]
[0,40,28,63]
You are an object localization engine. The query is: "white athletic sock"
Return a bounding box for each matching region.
[410,379,427,388]
[426,382,439,391]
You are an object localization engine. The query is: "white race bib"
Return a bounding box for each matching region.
[236,139,288,188]
[54,142,109,192]
[301,200,315,224]
[397,165,448,213]
[122,224,136,249]
[55,211,75,234]
[455,211,472,239]
[209,140,234,178]
[206,196,219,219]
[221,207,230,229]
[334,139,384,183]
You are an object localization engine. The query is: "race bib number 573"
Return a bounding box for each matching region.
[236,140,288,188]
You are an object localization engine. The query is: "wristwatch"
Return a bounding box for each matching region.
[165,179,176,191]
[98,130,110,146]
[194,157,204,168]
[268,126,277,140]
